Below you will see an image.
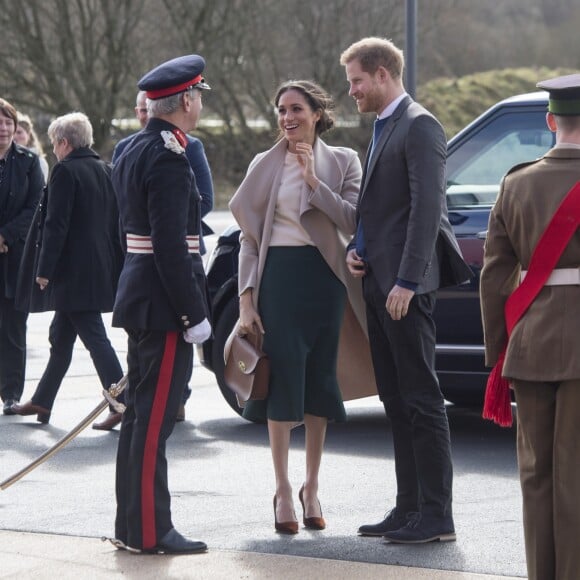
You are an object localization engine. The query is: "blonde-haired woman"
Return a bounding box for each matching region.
[14,112,49,181]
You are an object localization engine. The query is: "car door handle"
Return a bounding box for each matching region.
[476,230,488,240]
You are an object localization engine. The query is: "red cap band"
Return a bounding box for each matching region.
[146,74,203,99]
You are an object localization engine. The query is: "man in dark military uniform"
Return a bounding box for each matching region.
[481,74,580,580]
[110,55,211,554]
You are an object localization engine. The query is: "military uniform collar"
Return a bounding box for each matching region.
[545,146,580,158]
[554,142,580,150]
[144,118,189,147]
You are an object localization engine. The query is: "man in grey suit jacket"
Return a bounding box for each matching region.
[340,37,472,544]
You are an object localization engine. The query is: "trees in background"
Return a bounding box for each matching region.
[0,0,144,148]
[1,0,579,189]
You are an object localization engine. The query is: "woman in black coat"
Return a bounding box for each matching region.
[0,98,44,415]
[11,112,124,423]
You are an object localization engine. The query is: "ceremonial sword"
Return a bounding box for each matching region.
[0,375,128,491]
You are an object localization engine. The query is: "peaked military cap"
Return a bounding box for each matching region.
[138,55,211,100]
[537,73,580,116]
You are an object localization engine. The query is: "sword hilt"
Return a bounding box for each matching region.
[1,373,129,491]
[103,375,129,413]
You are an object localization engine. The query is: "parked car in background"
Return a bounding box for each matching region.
[199,91,553,417]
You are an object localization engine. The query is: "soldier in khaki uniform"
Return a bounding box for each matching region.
[481,74,580,580]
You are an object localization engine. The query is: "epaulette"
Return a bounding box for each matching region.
[160,130,186,154]
[504,156,543,178]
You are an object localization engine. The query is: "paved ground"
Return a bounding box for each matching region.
[0,212,527,579]
[1,531,523,580]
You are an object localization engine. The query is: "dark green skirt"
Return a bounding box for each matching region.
[243,246,347,423]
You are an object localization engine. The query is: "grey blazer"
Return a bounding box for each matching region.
[357,95,472,295]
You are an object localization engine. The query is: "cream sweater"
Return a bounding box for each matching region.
[269,152,314,247]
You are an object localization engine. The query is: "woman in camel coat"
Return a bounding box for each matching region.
[229,80,375,534]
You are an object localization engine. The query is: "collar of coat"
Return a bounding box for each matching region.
[229,136,345,231]
[504,146,580,177]
[12,142,38,159]
[61,147,100,162]
[2,142,38,162]
[363,94,412,183]
[544,146,580,159]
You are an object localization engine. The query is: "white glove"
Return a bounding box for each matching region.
[183,317,211,344]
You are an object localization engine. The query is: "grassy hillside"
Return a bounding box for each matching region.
[419,67,576,138]
[209,67,577,207]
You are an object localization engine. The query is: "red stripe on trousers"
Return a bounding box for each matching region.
[141,331,178,549]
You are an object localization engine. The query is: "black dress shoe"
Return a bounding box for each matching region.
[3,399,18,415]
[148,528,207,554]
[358,507,411,536]
[92,411,122,431]
[383,512,456,544]
[10,400,51,424]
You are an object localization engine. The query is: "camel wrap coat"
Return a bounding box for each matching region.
[228,137,377,401]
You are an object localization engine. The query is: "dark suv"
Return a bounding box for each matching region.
[199,91,553,416]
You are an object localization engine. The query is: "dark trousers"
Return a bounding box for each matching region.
[115,329,192,550]
[0,295,27,402]
[363,271,453,520]
[513,379,580,580]
[181,355,194,404]
[31,311,123,410]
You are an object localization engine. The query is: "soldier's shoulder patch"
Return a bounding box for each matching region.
[161,130,185,154]
[505,157,542,177]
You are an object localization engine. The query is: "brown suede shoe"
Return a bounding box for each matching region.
[299,485,326,530]
[92,411,122,431]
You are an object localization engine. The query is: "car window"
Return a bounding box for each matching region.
[446,110,554,209]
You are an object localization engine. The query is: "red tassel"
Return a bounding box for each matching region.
[482,351,513,427]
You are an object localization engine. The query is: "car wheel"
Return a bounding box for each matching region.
[211,295,248,419]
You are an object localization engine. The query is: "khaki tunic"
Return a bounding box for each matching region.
[480,147,580,381]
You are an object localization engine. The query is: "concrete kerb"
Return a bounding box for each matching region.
[0,530,523,580]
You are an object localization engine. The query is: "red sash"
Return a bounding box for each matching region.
[483,180,580,426]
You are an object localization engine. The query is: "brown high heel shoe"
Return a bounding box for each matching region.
[10,400,51,424]
[273,495,299,534]
[298,485,326,530]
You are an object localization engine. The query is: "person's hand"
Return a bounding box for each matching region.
[386,284,415,320]
[346,248,366,278]
[36,277,49,290]
[295,142,319,190]
[183,317,211,344]
[0,234,7,253]
[239,292,265,336]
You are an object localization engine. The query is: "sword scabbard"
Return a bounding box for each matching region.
[1,374,128,491]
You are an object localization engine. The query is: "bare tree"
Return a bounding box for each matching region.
[0,0,145,150]
[4,0,577,182]
[160,0,408,130]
